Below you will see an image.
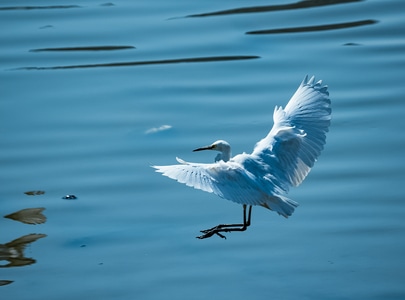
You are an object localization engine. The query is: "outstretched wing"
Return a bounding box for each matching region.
[153,157,298,217]
[252,75,331,188]
[152,75,330,217]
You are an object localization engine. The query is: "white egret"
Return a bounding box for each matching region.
[153,75,331,239]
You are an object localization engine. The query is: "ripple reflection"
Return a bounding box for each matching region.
[0,5,80,11]
[4,208,46,225]
[0,234,47,268]
[185,0,363,18]
[29,45,136,52]
[14,55,260,71]
[246,19,377,35]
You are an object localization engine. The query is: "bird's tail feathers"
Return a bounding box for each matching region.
[260,195,299,218]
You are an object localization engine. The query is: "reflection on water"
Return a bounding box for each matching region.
[0,280,13,286]
[185,0,363,17]
[2,205,47,286]
[246,19,377,35]
[4,208,46,225]
[14,55,260,71]
[0,5,80,11]
[29,46,136,52]
[145,125,173,135]
[24,190,45,196]
[0,234,47,268]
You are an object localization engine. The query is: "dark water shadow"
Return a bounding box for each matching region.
[30,45,135,52]
[184,0,363,18]
[246,19,377,34]
[0,5,80,11]
[0,234,47,268]
[13,55,260,71]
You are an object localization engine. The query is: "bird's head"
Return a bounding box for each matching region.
[193,140,231,162]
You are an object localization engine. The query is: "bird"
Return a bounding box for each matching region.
[152,75,331,239]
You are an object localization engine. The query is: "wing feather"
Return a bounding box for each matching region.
[252,75,331,187]
[153,156,298,217]
[152,75,330,218]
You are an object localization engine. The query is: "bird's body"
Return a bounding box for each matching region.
[153,76,331,239]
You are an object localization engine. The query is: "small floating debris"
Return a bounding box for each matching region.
[24,190,45,196]
[4,208,46,225]
[62,194,77,200]
[145,125,172,134]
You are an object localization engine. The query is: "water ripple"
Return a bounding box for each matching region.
[29,46,136,52]
[246,19,377,35]
[13,55,260,71]
[0,5,81,11]
[185,0,363,18]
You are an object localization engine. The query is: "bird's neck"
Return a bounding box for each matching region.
[215,150,231,162]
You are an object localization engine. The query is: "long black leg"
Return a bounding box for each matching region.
[197,205,253,239]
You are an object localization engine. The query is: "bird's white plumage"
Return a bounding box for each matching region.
[153,76,331,217]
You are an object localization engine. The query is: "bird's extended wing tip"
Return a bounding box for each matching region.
[300,74,312,85]
[302,74,318,85]
[299,75,330,101]
[151,165,163,173]
[175,157,188,164]
[151,157,188,170]
[302,74,328,90]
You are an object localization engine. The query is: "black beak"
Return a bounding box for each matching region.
[193,145,213,152]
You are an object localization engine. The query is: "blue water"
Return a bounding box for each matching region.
[1,0,405,299]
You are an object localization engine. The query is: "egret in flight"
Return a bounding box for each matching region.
[153,76,331,239]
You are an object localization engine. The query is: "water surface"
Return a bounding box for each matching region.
[1,0,405,299]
